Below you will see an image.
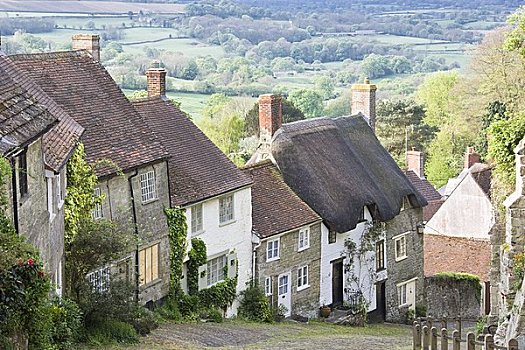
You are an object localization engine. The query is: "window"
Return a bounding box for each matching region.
[219,195,234,224]
[266,238,280,261]
[265,277,272,296]
[398,283,407,306]
[297,265,309,290]
[191,204,203,233]
[376,240,385,271]
[55,260,62,297]
[298,227,310,251]
[328,231,337,244]
[140,171,157,203]
[86,266,111,293]
[91,187,103,220]
[278,274,289,296]
[207,255,227,286]
[358,207,366,222]
[47,177,54,217]
[139,244,159,286]
[56,173,64,206]
[18,151,28,197]
[394,234,408,261]
[401,196,412,211]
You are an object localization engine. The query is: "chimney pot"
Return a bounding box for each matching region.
[72,34,100,61]
[407,150,425,179]
[464,146,480,169]
[146,66,167,98]
[351,78,377,131]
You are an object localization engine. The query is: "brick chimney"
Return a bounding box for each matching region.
[146,63,167,98]
[258,94,282,160]
[464,147,480,169]
[351,77,377,131]
[407,149,425,179]
[72,34,100,61]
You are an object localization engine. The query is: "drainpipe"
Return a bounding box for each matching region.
[251,231,261,284]
[10,157,19,234]
[127,169,140,302]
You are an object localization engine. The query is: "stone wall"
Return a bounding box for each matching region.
[97,160,171,304]
[256,222,322,318]
[384,206,425,323]
[425,276,481,319]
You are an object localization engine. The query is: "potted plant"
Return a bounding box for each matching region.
[320,304,331,318]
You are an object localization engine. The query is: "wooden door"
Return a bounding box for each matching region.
[332,260,344,306]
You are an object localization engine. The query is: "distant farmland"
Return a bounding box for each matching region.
[0,1,185,14]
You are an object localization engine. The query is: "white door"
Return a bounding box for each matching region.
[407,280,416,311]
[278,272,291,317]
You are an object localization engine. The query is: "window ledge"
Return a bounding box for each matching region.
[191,229,205,237]
[297,284,310,292]
[49,212,56,222]
[140,278,162,289]
[266,256,280,263]
[58,200,64,210]
[376,267,386,272]
[219,219,236,227]
[395,255,408,262]
[298,245,310,252]
[141,198,159,206]
[398,302,412,309]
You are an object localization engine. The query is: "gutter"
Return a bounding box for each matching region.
[127,169,140,302]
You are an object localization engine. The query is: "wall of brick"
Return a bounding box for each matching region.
[384,206,425,323]
[256,222,322,318]
[97,160,171,304]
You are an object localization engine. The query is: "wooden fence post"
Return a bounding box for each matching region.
[508,338,518,350]
[484,334,494,350]
[422,326,429,350]
[441,318,447,330]
[427,316,433,330]
[431,327,438,350]
[466,332,475,350]
[413,321,421,350]
[440,328,448,350]
[452,330,460,350]
[455,317,462,338]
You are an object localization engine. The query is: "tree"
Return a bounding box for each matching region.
[376,99,436,167]
[288,89,324,118]
[416,71,459,128]
[181,60,199,80]
[314,75,335,100]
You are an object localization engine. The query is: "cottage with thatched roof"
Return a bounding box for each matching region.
[248,81,427,323]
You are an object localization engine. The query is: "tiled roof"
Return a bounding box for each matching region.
[424,233,490,281]
[0,54,57,156]
[10,51,168,177]
[1,54,83,171]
[243,160,321,238]
[423,199,444,222]
[404,170,442,202]
[132,97,252,206]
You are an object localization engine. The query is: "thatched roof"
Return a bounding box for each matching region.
[271,114,427,232]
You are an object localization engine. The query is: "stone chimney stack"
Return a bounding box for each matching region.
[72,34,100,61]
[258,94,282,160]
[146,62,167,98]
[407,149,425,179]
[464,147,480,169]
[351,77,377,131]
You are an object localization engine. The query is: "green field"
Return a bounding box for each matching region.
[0,1,185,14]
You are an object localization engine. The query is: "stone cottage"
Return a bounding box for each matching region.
[10,35,172,305]
[131,67,253,315]
[248,81,427,322]
[243,160,323,318]
[0,53,83,296]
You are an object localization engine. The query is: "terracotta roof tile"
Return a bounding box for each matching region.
[243,160,321,238]
[424,234,490,281]
[404,170,442,202]
[132,97,252,206]
[10,51,168,177]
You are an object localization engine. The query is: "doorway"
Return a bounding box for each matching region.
[332,260,344,307]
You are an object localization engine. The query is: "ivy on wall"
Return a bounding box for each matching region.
[187,238,207,295]
[164,207,188,298]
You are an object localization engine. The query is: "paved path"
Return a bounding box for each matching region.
[133,321,413,350]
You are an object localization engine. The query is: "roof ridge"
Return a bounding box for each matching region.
[9,50,86,61]
[241,159,274,170]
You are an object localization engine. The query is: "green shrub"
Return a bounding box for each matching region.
[238,283,272,322]
[178,294,201,318]
[415,304,427,318]
[126,306,160,336]
[201,308,223,323]
[476,315,489,335]
[49,298,83,349]
[86,320,138,345]
[156,297,182,322]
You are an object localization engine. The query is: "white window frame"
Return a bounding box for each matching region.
[298,227,310,251]
[140,171,157,203]
[47,176,55,219]
[297,265,309,291]
[219,195,234,224]
[266,238,280,262]
[393,232,408,262]
[264,276,272,296]
[207,254,227,286]
[91,187,103,220]
[398,282,408,306]
[56,173,64,209]
[191,203,203,234]
[86,265,111,293]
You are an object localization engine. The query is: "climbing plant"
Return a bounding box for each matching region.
[164,207,187,298]
[64,143,102,246]
[187,238,207,295]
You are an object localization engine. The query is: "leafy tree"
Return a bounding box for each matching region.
[314,75,335,100]
[244,98,306,137]
[376,99,436,167]
[425,128,466,188]
[181,60,199,80]
[416,71,459,128]
[288,89,324,118]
